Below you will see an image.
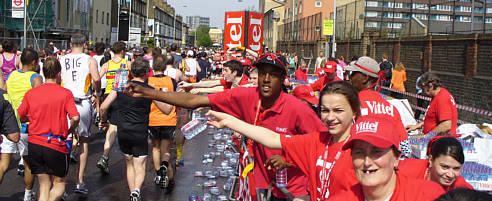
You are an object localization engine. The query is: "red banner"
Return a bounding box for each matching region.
[224,12,246,51]
[247,12,264,54]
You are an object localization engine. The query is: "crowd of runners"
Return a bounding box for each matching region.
[0,33,490,201]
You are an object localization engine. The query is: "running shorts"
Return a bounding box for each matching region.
[73,99,93,137]
[117,134,148,157]
[28,143,69,177]
[0,133,28,155]
[148,126,175,140]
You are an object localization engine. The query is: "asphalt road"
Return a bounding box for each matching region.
[0,124,230,201]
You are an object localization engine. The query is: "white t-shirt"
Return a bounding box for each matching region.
[164,67,178,81]
[184,58,198,77]
[60,53,92,98]
[92,55,107,89]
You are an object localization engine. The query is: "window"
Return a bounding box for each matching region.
[385,12,393,18]
[315,1,322,8]
[102,11,104,24]
[365,21,379,28]
[366,11,379,17]
[386,2,394,8]
[459,6,471,12]
[434,15,451,21]
[413,4,428,10]
[487,8,492,13]
[458,16,471,22]
[394,13,403,19]
[413,13,428,20]
[394,3,403,8]
[387,22,402,29]
[486,18,492,23]
[366,1,378,7]
[96,10,99,23]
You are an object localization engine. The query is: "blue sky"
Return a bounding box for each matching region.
[167,0,258,29]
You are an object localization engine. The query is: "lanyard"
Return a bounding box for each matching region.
[253,99,262,126]
[319,135,351,199]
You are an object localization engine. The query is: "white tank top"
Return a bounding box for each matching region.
[184,58,197,76]
[164,67,177,80]
[92,55,107,88]
[60,53,92,98]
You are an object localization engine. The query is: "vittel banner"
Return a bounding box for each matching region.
[224,11,264,54]
[247,12,263,54]
[224,12,246,51]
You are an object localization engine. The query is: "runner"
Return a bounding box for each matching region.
[17,57,80,201]
[59,33,102,194]
[5,48,42,201]
[148,55,178,192]
[99,58,172,201]
[0,40,21,82]
[0,88,21,184]
[124,53,327,201]
[183,50,201,83]
[96,41,131,174]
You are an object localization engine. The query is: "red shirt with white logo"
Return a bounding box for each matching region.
[358,90,408,141]
[310,75,342,92]
[280,132,358,201]
[295,68,308,82]
[328,174,445,201]
[423,88,458,134]
[208,87,327,198]
[398,159,473,191]
[17,83,79,154]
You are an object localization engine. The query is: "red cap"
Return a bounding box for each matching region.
[343,116,400,150]
[324,61,338,73]
[239,59,252,66]
[293,85,318,105]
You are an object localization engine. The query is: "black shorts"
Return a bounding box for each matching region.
[28,143,69,178]
[149,126,175,140]
[118,135,148,157]
[102,93,119,125]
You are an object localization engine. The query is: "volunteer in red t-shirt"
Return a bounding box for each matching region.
[294,60,308,82]
[179,60,248,94]
[310,61,342,92]
[328,116,445,201]
[345,56,410,157]
[292,85,318,111]
[17,57,80,201]
[204,81,361,201]
[399,136,473,192]
[124,53,327,200]
[406,72,458,135]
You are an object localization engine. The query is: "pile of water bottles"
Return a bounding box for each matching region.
[184,110,240,201]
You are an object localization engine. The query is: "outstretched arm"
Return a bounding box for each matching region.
[206,110,282,149]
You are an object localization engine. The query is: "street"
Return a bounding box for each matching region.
[0,125,217,201]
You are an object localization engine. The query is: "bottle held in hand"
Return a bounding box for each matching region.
[113,64,129,92]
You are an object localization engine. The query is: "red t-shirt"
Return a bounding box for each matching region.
[239,75,249,86]
[17,83,79,154]
[295,68,308,82]
[423,88,458,134]
[220,76,250,90]
[310,75,342,92]
[280,132,358,201]
[328,174,445,201]
[358,90,408,141]
[208,87,327,198]
[398,159,473,191]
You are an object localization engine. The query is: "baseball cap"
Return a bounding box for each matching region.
[293,85,318,105]
[239,59,252,66]
[324,61,338,73]
[254,53,288,74]
[187,50,194,57]
[345,56,379,78]
[343,116,400,150]
[133,47,144,56]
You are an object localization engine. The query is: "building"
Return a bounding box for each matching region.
[277,0,333,58]
[117,0,147,47]
[209,28,223,44]
[336,0,492,40]
[91,0,112,45]
[186,16,210,30]
[262,0,286,52]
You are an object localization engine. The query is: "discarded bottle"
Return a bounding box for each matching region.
[276,168,288,188]
[181,117,207,140]
[113,64,129,92]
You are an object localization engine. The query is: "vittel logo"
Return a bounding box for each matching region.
[365,101,394,117]
[355,121,379,134]
[249,15,262,51]
[226,16,243,49]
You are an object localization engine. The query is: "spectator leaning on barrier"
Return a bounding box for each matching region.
[406,72,458,135]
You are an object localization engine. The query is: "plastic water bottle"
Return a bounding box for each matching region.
[276,168,288,188]
[113,64,129,92]
[181,118,207,140]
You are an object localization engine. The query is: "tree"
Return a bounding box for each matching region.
[196,25,213,47]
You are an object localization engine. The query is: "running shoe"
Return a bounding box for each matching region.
[159,165,169,189]
[23,191,35,201]
[176,159,184,166]
[154,175,162,185]
[96,156,110,174]
[17,164,25,176]
[70,151,78,163]
[74,182,88,194]
[130,190,141,201]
